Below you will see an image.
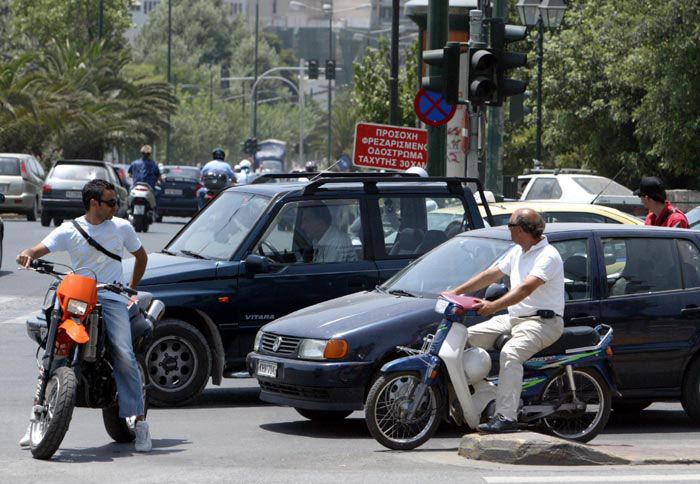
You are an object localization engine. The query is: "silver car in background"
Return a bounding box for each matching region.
[0,153,45,221]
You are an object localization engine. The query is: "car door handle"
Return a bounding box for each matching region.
[569,315,597,324]
[681,306,700,318]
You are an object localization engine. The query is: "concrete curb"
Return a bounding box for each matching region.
[458,432,700,466]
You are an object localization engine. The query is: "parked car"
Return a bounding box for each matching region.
[248,224,700,423]
[0,153,45,221]
[112,163,132,189]
[112,174,489,406]
[40,159,128,226]
[157,165,201,220]
[687,206,700,230]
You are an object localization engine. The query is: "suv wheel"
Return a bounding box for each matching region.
[53,216,63,226]
[27,198,38,221]
[40,210,51,227]
[682,358,700,424]
[295,408,353,422]
[145,319,212,407]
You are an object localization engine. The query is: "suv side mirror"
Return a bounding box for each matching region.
[244,254,275,275]
[0,193,4,203]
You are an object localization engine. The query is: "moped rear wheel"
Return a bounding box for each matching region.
[30,367,77,460]
[540,368,611,443]
[365,372,443,450]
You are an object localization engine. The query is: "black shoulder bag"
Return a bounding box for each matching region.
[71,220,122,262]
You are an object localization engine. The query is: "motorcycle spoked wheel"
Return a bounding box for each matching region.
[102,358,150,443]
[539,368,611,443]
[365,372,444,450]
[30,367,77,460]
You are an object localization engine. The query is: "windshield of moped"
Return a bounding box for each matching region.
[381,236,512,298]
[166,191,270,260]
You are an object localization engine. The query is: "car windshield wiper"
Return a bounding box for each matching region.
[160,249,176,256]
[388,289,417,298]
[179,250,208,260]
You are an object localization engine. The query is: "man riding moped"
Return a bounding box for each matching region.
[17,179,152,452]
[198,148,235,209]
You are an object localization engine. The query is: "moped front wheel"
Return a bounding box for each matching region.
[365,372,443,450]
[540,368,611,443]
[30,367,77,460]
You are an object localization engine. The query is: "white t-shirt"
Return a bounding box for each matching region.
[314,226,357,263]
[41,216,142,285]
[497,236,565,318]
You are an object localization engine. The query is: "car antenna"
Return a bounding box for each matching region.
[309,158,343,182]
[590,166,625,205]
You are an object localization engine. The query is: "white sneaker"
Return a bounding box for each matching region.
[134,420,152,452]
[19,424,31,447]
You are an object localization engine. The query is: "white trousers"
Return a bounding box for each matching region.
[468,314,564,421]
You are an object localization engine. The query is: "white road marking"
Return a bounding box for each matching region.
[484,476,700,483]
[0,311,37,325]
[0,295,17,305]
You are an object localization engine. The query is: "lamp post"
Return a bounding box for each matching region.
[516,0,567,165]
[166,0,172,163]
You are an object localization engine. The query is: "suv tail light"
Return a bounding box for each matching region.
[42,183,52,194]
[194,183,203,196]
[20,160,29,180]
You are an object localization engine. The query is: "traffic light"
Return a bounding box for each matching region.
[467,47,497,105]
[243,137,258,155]
[308,59,319,80]
[421,41,461,105]
[325,59,336,80]
[490,19,528,106]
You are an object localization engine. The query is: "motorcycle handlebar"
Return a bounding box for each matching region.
[98,283,138,297]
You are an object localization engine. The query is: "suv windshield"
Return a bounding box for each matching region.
[573,177,632,196]
[381,236,512,298]
[52,163,109,181]
[167,191,270,260]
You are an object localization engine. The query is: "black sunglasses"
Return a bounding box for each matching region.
[98,198,119,207]
[507,222,520,228]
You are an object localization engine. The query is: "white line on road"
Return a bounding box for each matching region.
[0,312,36,325]
[484,476,700,483]
[0,295,17,305]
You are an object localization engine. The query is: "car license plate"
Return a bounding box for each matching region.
[435,298,449,314]
[165,188,182,196]
[257,360,277,378]
[133,205,145,215]
[66,190,82,199]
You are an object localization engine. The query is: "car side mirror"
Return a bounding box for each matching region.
[604,253,617,265]
[484,283,508,301]
[0,193,4,203]
[244,254,275,275]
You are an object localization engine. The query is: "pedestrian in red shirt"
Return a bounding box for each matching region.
[634,176,689,228]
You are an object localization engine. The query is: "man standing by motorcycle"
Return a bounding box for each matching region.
[16,179,152,452]
[198,148,235,208]
[445,208,564,434]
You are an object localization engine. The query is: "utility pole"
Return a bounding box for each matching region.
[252,0,259,139]
[166,0,172,163]
[327,0,333,165]
[389,0,400,125]
[98,0,104,39]
[467,9,486,181]
[485,0,505,194]
[426,0,448,177]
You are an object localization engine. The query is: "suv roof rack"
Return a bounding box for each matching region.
[522,167,597,175]
[250,172,419,184]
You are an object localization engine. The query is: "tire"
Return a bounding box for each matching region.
[295,408,353,422]
[145,319,211,407]
[682,357,700,425]
[365,372,443,450]
[133,214,145,232]
[30,367,77,460]
[40,210,51,227]
[27,198,38,221]
[102,358,150,443]
[155,214,163,223]
[53,217,63,227]
[612,400,652,414]
[540,368,611,443]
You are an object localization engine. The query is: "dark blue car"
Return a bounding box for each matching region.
[156,165,201,220]
[248,224,700,422]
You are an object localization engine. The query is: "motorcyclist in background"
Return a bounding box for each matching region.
[235,159,254,185]
[198,148,235,209]
[129,145,162,208]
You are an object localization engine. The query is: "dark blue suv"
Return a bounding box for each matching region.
[125,174,490,406]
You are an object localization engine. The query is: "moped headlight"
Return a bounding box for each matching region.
[66,299,88,316]
[298,339,328,360]
[253,330,263,352]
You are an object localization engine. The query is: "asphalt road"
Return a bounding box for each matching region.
[1,218,700,483]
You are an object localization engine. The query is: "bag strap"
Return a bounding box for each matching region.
[71,220,122,262]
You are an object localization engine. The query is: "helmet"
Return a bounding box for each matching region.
[406,166,428,177]
[305,161,317,173]
[462,347,491,382]
[140,144,153,156]
[239,159,252,170]
[212,148,226,160]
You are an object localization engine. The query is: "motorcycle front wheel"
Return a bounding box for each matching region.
[365,372,443,450]
[540,367,611,443]
[30,367,77,460]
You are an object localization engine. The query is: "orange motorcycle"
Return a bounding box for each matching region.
[25,259,165,459]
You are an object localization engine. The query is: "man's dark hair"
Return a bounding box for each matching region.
[305,204,332,227]
[82,179,116,210]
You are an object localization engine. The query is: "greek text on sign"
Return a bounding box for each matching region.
[353,122,428,171]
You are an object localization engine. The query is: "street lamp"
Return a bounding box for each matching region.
[516,0,567,165]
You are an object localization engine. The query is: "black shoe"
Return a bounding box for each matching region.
[477,414,519,434]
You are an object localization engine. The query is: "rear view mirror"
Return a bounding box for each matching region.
[0,193,5,203]
[604,253,617,265]
[244,254,278,275]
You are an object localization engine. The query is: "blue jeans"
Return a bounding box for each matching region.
[99,294,145,418]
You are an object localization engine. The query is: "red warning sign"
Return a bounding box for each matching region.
[353,122,428,171]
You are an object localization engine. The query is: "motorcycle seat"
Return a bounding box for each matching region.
[493,326,600,357]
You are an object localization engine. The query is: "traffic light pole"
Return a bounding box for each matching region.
[426,0,448,177]
[467,9,485,181]
[485,0,506,195]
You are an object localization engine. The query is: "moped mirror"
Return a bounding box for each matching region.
[484,283,508,301]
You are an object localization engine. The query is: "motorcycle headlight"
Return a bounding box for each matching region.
[66,299,88,316]
[298,339,328,360]
[253,330,263,352]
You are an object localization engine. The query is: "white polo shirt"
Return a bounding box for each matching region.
[497,236,565,318]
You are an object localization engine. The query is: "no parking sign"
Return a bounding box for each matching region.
[414,88,457,127]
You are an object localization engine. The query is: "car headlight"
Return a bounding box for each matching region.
[253,330,263,352]
[66,299,88,316]
[298,338,348,360]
